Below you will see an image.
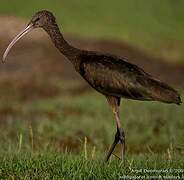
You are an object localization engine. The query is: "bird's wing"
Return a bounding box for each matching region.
[79,54,153,100]
[79,53,181,104]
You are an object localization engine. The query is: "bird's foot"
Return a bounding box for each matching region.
[105,128,125,163]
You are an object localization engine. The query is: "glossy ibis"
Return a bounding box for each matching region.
[2,10,182,162]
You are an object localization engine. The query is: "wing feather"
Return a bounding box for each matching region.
[80,54,152,100]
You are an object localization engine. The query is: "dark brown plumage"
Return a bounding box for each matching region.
[3,10,182,162]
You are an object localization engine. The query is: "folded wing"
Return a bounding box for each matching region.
[80,54,181,104]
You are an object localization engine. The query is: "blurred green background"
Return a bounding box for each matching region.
[1,0,184,64]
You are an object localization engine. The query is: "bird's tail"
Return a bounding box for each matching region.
[149,78,182,105]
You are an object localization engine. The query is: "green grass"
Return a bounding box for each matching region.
[0,81,183,179]
[0,153,184,179]
[0,0,184,63]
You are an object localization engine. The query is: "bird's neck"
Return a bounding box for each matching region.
[43,22,80,61]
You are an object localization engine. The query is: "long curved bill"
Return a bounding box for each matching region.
[2,23,34,63]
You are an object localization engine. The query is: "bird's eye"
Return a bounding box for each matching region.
[35,17,40,21]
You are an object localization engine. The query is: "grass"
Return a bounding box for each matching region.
[0,0,184,63]
[0,80,183,179]
[0,153,184,179]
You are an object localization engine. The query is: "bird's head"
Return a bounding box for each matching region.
[30,10,56,28]
[2,10,56,63]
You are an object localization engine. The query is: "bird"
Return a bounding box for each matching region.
[2,10,182,162]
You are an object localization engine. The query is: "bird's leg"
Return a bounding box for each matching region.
[105,127,120,162]
[105,110,125,162]
[105,96,125,162]
[115,110,125,162]
[117,126,125,162]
